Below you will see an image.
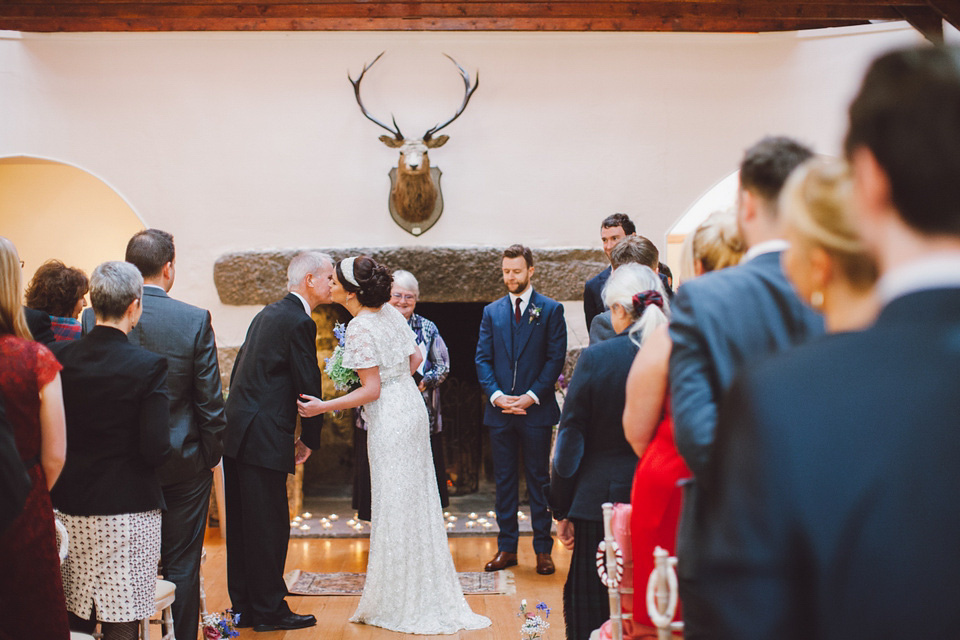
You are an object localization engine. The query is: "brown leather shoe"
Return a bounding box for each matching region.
[484,551,518,572]
[536,552,555,575]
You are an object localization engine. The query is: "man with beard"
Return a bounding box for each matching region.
[476,244,567,576]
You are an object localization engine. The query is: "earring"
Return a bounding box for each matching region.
[810,290,824,310]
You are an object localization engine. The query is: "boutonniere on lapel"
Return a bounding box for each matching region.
[528,305,542,325]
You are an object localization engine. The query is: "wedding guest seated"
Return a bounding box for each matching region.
[588,236,661,344]
[353,269,451,520]
[25,259,89,342]
[51,261,171,640]
[616,209,744,638]
[780,157,878,331]
[550,263,668,640]
[0,236,70,639]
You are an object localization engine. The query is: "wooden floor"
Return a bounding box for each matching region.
[197,527,572,640]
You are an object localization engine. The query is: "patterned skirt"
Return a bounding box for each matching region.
[56,510,161,622]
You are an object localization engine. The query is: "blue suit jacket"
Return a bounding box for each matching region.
[668,251,823,575]
[548,332,638,521]
[475,289,567,428]
[583,266,611,331]
[698,288,960,640]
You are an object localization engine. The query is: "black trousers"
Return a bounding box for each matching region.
[563,519,607,640]
[160,471,213,640]
[223,456,292,621]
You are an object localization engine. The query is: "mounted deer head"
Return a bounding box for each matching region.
[349,52,479,232]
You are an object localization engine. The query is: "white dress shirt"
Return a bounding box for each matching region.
[290,291,312,316]
[877,253,960,305]
[742,239,789,263]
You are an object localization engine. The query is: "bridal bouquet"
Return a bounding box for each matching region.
[325,322,359,391]
[201,611,239,639]
[518,599,551,640]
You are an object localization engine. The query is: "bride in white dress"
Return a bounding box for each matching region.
[297,256,491,635]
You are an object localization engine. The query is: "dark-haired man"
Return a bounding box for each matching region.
[699,46,960,640]
[583,213,636,331]
[84,229,227,640]
[668,137,824,637]
[476,244,567,575]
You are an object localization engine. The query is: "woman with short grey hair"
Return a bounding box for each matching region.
[52,261,172,640]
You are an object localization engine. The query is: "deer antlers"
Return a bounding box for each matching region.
[349,52,479,142]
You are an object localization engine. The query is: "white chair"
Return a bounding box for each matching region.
[645,547,683,640]
[589,502,635,640]
[143,578,177,640]
[199,548,208,618]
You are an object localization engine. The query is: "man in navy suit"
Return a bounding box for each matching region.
[476,244,567,575]
[698,46,960,640]
[668,136,824,636]
[583,213,635,332]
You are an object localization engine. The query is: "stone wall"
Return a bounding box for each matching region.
[214,246,607,305]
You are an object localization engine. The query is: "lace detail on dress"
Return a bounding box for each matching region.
[344,306,490,635]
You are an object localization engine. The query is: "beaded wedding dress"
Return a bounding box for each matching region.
[341,304,491,634]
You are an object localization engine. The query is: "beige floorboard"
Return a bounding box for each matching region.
[194,528,572,640]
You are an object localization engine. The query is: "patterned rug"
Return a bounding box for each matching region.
[284,569,515,596]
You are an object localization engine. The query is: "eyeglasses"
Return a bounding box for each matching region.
[391,293,416,302]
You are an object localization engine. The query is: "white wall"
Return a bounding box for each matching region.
[0,23,923,345]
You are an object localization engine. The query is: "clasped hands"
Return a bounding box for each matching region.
[494,394,534,415]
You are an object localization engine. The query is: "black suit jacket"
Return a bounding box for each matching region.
[50,326,171,516]
[583,266,611,332]
[668,251,824,574]
[125,287,225,485]
[224,293,323,474]
[698,288,960,640]
[0,396,30,535]
[548,332,638,521]
[24,307,55,345]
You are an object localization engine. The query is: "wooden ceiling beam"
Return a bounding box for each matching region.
[926,0,960,29]
[0,3,906,22]
[0,15,872,32]
[898,6,944,40]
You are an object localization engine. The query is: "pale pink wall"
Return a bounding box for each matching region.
[0,24,923,344]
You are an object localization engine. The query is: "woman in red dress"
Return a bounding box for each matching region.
[0,236,70,639]
[623,210,745,633]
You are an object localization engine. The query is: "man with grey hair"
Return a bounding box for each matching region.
[223,251,333,632]
[588,235,660,344]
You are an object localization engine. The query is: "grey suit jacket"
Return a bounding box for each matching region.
[587,309,617,345]
[82,287,226,485]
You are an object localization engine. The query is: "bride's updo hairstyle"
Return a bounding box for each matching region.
[602,263,670,348]
[336,255,393,308]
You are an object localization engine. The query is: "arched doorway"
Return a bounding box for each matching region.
[0,156,144,279]
[665,169,739,282]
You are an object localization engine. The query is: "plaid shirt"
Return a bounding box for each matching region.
[50,315,82,342]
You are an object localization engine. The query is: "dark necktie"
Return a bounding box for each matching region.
[515,297,522,323]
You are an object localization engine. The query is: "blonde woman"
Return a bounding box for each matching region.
[0,236,69,639]
[780,157,879,332]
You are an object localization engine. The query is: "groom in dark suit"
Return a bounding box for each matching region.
[223,251,332,632]
[476,244,567,575]
[668,136,824,636]
[698,46,960,640]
